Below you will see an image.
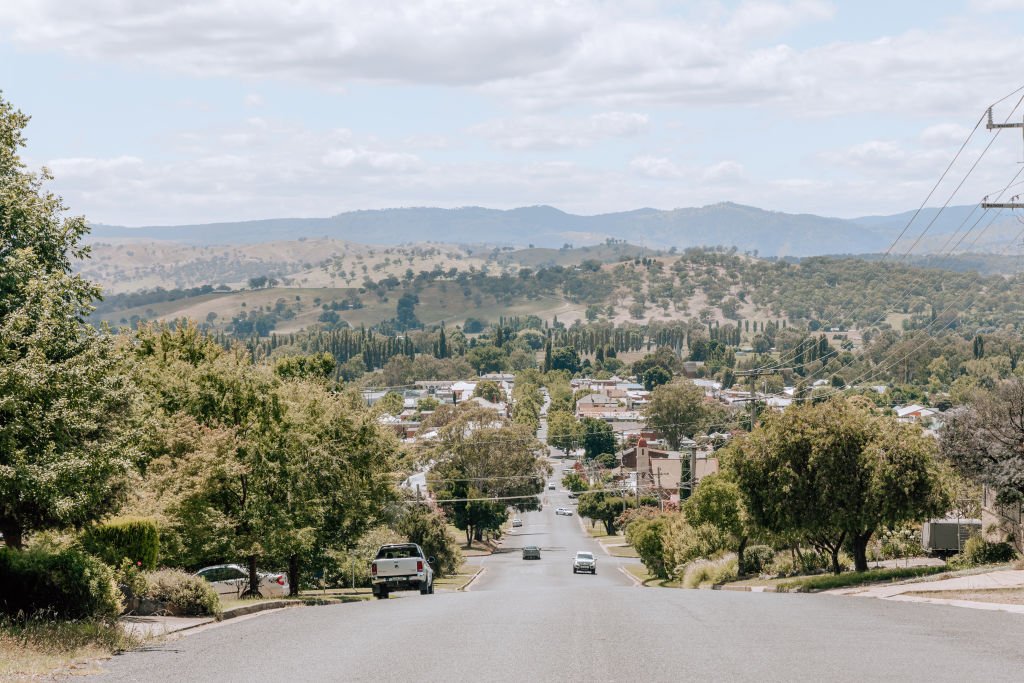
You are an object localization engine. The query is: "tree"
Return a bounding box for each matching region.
[473,379,503,403]
[375,391,404,416]
[0,94,140,549]
[395,292,421,329]
[731,399,948,573]
[579,417,616,461]
[466,344,507,374]
[395,505,462,576]
[562,471,588,492]
[273,352,336,382]
[546,410,579,453]
[644,382,707,449]
[683,472,755,573]
[577,491,631,535]
[595,452,618,469]
[643,366,672,391]
[429,406,547,546]
[549,346,581,374]
[941,378,1024,541]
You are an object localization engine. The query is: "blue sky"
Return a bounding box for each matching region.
[3,0,1024,226]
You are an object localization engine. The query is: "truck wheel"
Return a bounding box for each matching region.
[420,583,430,595]
[376,587,388,599]
[573,568,577,574]
[429,582,434,594]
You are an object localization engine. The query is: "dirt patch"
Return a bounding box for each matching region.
[900,588,1024,605]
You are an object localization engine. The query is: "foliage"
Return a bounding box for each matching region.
[577,491,632,535]
[644,382,709,449]
[578,417,615,460]
[273,353,336,382]
[681,553,738,588]
[949,535,1017,569]
[562,471,588,492]
[0,547,121,621]
[473,379,503,403]
[625,516,669,579]
[643,366,672,391]
[0,614,143,679]
[0,99,140,548]
[774,565,948,592]
[395,505,462,576]
[546,410,579,452]
[428,406,546,546]
[143,569,221,618]
[940,378,1024,510]
[731,398,949,573]
[80,517,160,570]
[661,517,730,578]
[595,452,618,469]
[740,544,775,575]
[549,346,581,374]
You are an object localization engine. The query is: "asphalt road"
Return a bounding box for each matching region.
[101,462,1024,681]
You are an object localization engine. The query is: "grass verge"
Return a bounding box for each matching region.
[775,565,949,593]
[1,616,144,679]
[605,544,641,558]
[899,588,1024,605]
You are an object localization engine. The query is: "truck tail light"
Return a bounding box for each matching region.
[371,563,377,576]
[417,560,423,572]
[276,575,285,585]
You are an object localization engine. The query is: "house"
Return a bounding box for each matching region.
[451,381,477,404]
[895,404,938,423]
[681,361,705,378]
[576,392,622,418]
[618,437,718,503]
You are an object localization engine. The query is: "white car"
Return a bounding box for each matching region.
[548,483,556,490]
[511,518,523,527]
[555,507,573,516]
[573,551,597,574]
[196,564,289,599]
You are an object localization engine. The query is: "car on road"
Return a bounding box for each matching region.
[555,507,573,516]
[371,543,434,599]
[573,551,596,574]
[566,491,576,499]
[196,564,289,599]
[522,545,541,560]
[548,483,556,490]
[511,518,523,527]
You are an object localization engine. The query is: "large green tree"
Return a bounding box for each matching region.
[731,398,949,573]
[0,94,139,549]
[579,417,616,461]
[429,406,547,546]
[644,382,707,449]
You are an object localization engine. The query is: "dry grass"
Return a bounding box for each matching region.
[605,544,641,559]
[0,616,144,679]
[900,588,1024,605]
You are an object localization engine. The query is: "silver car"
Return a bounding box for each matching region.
[196,564,289,599]
[573,551,596,574]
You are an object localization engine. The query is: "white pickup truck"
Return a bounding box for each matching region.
[371,543,435,599]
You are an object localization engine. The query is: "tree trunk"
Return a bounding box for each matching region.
[736,536,748,576]
[0,520,23,550]
[830,546,842,575]
[473,526,483,542]
[465,526,473,548]
[288,554,301,597]
[853,532,872,573]
[604,519,616,535]
[247,554,260,596]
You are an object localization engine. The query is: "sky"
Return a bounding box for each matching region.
[3,0,1024,226]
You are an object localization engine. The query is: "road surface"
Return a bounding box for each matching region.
[100,472,1024,681]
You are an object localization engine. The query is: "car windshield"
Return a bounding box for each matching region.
[577,553,593,559]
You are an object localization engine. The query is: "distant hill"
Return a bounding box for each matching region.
[89,202,1022,258]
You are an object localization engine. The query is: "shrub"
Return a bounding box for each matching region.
[682,554,738,589]
[626,517,668,579]
[80,517,160,570]
[0,547,122,621]
[661,518,730,579]
[741,545,775,575]
[950,535,1017,569]
[143,569,221,618]
[796,549,828,573]
[770,553,794,576]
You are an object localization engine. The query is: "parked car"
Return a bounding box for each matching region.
[511,518,523,528]
[573,551,596,574]
[196,564,289,599]
[371,543,434,599]
[556,507,573,516]
[522,545,541,560]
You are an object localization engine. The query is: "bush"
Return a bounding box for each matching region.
[143,569,221,618]
[770,553,794,576]
[626,517,668,579]
[741,545,775,575]
[950,536,1017,569]
[661,519,730,579]
[80,517,160,570]
[0,547,122,621]
[682,554,738,589]
[396,506,462,577]
[796,549,828,573]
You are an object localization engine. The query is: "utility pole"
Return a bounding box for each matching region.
[734,368,790,431]
[655,467,664,512]
[982,107,1024,210]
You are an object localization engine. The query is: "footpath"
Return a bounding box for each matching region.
[828,568,1024,614]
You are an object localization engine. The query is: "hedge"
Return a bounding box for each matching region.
[0,547,122,620]
[80,516,160,570]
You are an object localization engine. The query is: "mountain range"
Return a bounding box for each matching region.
[89,202,1022,258]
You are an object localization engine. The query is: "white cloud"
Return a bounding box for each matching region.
[918,123,973,148]
[469,111,649,150]
[629,156,684,180]
[243,93,265,107]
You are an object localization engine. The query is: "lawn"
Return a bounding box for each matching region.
[0,616,144,679]
[773,565,950,592]
[605,544,641,559]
